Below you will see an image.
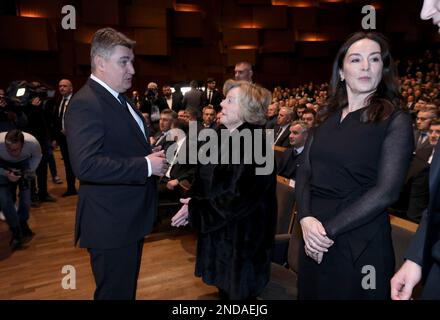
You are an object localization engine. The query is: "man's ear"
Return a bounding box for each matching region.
[94,55,106,73]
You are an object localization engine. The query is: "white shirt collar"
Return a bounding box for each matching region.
[90,74,121,103]
[295,146,305,154]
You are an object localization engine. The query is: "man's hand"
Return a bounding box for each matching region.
[147,150,168,176]
[5,169,21,183]
[166,179,179,190]
[152,145,162,153]
[31,97,42,106]
[391,260,422,300]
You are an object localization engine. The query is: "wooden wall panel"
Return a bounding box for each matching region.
[237,0,272,5]
[0,16,55,51]
[291,7,317,31]
[81,0,120,25]
[125,5,167,28]
[132,0,174,9]
[75,43,91,65]
[134,28,169,56]
[18,0,64,18]
[227,49,257,66]
[223,28,259,47]
[221,0,254,28]
[262,30,295,52]
[253,6,288,29]
[173,11,203,38]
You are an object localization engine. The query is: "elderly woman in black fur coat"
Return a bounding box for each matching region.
[172,79,277,300]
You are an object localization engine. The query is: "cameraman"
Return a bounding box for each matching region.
[141,82,166,133]
[0,87,28,132]
[23,91,56,204]
[0,129,42,249]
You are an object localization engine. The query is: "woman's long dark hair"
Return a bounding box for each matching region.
[320,31,401,123]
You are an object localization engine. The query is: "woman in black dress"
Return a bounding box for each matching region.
[296,32,414,299]
[171,79,277,300]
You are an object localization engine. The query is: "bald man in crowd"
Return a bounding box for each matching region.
[234,61,253,83]
[52,79,77,197]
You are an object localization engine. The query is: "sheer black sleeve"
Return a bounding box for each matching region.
[323,111,414,239]
[295,130,314,221]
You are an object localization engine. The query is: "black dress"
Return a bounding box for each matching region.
[188,122,277,300]
[296,108,414,300]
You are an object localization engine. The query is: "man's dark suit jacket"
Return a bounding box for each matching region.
[414,129,431,151]
[65,78,157,249]
[405,147,433,222]
[182,89,203,110]
[276,146,304,180]
[157,95,183,113]
[406,142,440,297]
[201,89,223,112]
[273,125,291,147]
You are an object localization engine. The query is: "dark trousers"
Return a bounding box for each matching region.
[36,151,48,199]
[88,239,144,300]
[57,134,76,192]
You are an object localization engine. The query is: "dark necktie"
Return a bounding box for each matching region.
[155,132,166,146]
[208,90,212,103]
[117,93,129,112]
[275,127,283,141]
[59,98,67,119]
[417,132,427,147]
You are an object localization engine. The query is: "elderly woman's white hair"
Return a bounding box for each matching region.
[223,79,271,126]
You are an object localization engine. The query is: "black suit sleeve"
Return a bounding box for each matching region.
[405,208,428,266]
[323,112,414,238]
[65,96,150,185]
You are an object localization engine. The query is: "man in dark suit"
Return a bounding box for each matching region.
[65,27,168,300]
[390,2,440,299]
[52,79,77,197]
[414,106,438,151]
[201,78,223,112]
[277,120,308,180]
[201,105,216,130]
[391,135,440,299]
[182,80,202,111]
[404,120,439,223]
[273,106,293,147]
[158,119,195,203]
[150,109,176,152]
[157,84,182,113]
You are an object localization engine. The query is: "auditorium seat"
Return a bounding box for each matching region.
[260,215,420,300]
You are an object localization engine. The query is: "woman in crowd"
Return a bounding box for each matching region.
[295,31,414,299]
[171,79,277,300]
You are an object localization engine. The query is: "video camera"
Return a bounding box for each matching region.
[7,168,35,190]
[5,80,55,107]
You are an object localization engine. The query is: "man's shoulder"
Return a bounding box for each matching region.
[22,132,39,144]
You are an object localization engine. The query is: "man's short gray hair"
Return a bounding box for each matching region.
[290,120,309,133]
[90,27,136,72]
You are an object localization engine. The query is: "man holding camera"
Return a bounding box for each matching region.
[0,129,42,249]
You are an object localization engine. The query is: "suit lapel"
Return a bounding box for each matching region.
[430,143,440,196]
[88,79,151,153]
